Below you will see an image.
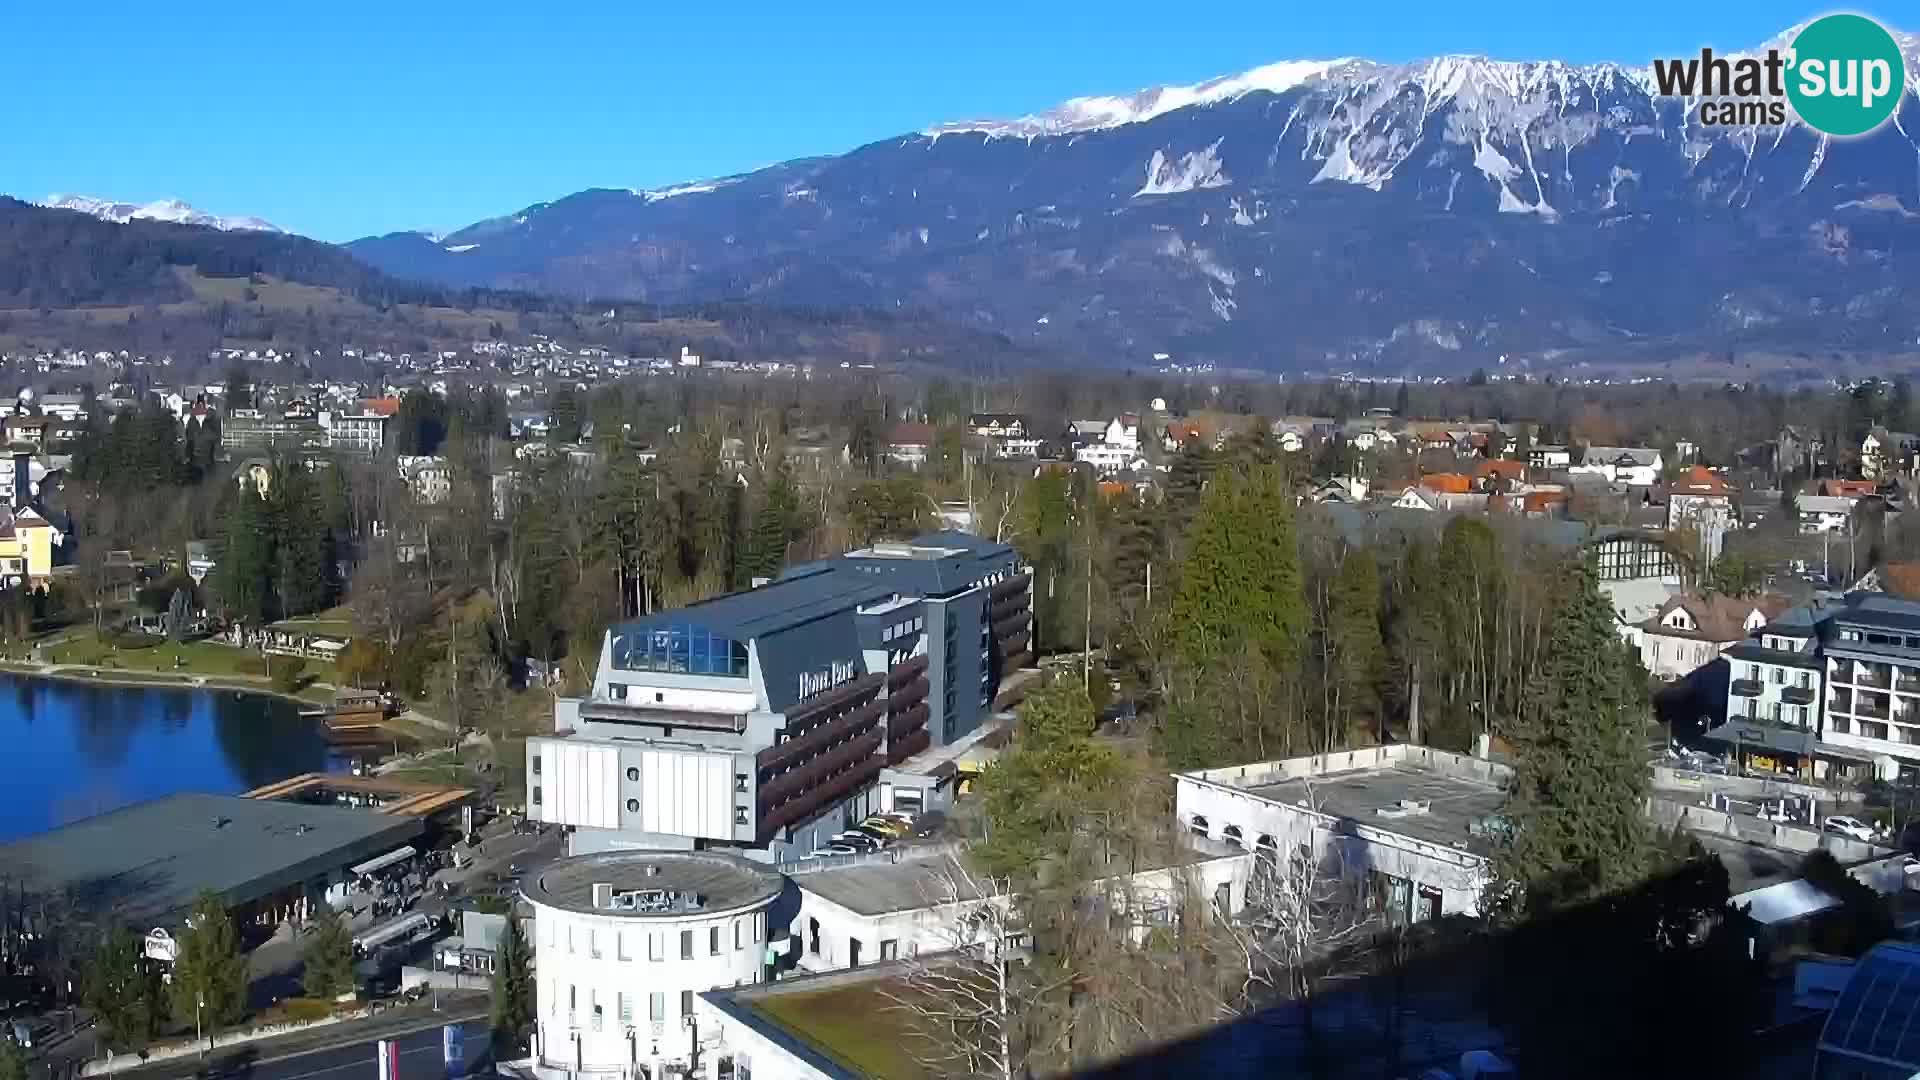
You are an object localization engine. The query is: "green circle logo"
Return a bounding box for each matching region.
[1786,14,1907,137]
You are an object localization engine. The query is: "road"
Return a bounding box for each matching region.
[99,998,491,1080]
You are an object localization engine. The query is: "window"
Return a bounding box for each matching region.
[626,798,640,813]
[754,912,764,943]
[531,786,542,806]
[880,939,898,961]
[566,925,574,953]
[627,767,640,782]
[735,920,743,950]
[1799,671,1813,689]
[649,932,663,961]
[711,926,722,956]
[617,932,630,961]
[681,989,695,1017]
[591,992,602,1031]
[1771,702,1782,723]
[618,992,632,1026]
[588,929,600,959]
[649,992,665,1022]
[808,918,820,955]
[734,807,750,825]
[681,929,694,960]
[569,984,578,1014]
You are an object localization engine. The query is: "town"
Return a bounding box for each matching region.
[0,350,1908,1080]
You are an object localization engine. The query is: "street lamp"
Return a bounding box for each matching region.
[195,991,204,1057]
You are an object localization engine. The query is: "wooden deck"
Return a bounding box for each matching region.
[243,772,473,818]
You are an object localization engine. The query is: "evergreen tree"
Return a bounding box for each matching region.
[1170,463,1306,668]
[216,486,274,624]
[83,926,159,1052]
[490,916,535,1053]
[167,586,191,641]
[1493,558,1651,914]
[224,368,253,410]
[743,459,798,584]
[975,674,1123,880]
[302,908,356,999]
[1327,547,1384,744]
[548,385,582,445]
[168,892,247,1035]
[0,1033,21,1080]
[270,464,332,618]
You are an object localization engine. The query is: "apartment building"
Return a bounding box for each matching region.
[528,531,1032,862]
[1709,594,1920,782]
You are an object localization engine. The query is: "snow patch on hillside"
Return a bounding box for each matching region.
[1136,141,1229,196]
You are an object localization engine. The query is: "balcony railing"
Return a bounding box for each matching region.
[1898,675,1920,695]
[1856,699,1891,720]
[1730,679,1763,698]
[1858,670,1893,689]
[1782,686,1818,706]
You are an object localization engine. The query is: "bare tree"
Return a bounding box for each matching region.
[887,860,1027,1080]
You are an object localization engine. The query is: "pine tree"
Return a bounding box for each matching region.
[1170,463,1306,668]
[168,892,248,1035]
[1494,558,1651,915]
[0,1033,22,1080]
[83,927,159,1052]
[302,908,356,999]
[1327,548,1383,745]
[216,487,273,624]
[490,916,535,1053]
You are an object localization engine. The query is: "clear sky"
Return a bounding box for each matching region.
[0,1,1901,242]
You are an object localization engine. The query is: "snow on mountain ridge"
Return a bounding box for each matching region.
[38,193,284,233]
[928,59,1359,137]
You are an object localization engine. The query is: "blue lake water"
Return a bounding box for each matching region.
[0,675,346,843]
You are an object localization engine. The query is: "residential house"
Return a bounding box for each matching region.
[1528,445,1573,470]
[1666,465,1735,565]
[1571,446,1664,486]
[397,455,451,504]
[1636,593,1787,682]
[1796,495,1857,535]
[1075,443,1140,475]
[1472,459,1526,493]
[1104,414,1141,453]
[1066,419,1108,447]
[1820,479,1879,500]
[3,416,47,448]
[886,423,935,470]
[1590,528,1685,630]
[1862,427,1920,480]
[0,506,64,585]
[967,414,1028,440]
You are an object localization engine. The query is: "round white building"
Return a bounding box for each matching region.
[526,850,785,1080]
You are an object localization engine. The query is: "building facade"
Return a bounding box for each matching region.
[529,531,1031,862]
[526,850,782,1080]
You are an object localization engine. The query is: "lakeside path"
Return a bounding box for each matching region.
[0,659,454,733]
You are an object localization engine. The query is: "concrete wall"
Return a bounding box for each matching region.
[1176,773,1489,918]
[1183,744,1512,790]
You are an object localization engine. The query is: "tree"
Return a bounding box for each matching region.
[82,926,159,1053]
[302,908,356,999]
[215,486,273,624]
[167,586,191,641]
[889,861,1025,1080]
[1492,558,1650,914]
[1326,548,1384,746]
[974,674,1123,880]
[0,1034,22,1080]
[490,914,535,1052]
[168,892,248,1036]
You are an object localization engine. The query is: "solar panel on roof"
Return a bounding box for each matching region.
[1818,942,1920,1071]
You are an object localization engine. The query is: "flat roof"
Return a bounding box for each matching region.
[0,792,422,926]
[523,850,784,918]
[612,565,895,643]
[797,845,1233,918]
[1243,764,1506,854]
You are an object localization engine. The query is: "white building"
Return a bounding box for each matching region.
[1175,745,1506,920]
[787,847,1247,975]
[1796,494,1857,535]
[325,411,389,455]
[1074,444,1140,475]
[1103,414,1141,453]
[397,455,451,504]
[527,850,782,1080]
[1570,446,1664,487]
[1636,593,1783,682]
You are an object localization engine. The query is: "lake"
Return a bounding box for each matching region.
[0,674,348,843]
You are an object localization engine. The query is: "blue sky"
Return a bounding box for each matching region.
[0,1,1900,241]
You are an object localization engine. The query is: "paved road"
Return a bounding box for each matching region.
[101,999,491,1080]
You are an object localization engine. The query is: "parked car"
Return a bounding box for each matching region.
[861,816,910,837]
[1824,815,1877,842]
[834,832,883,852]
[812,843,859,857]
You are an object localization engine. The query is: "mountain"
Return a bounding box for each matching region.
[38,194,285,234]
[349,29,1920,373]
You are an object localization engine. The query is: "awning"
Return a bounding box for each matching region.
[350,845,417,877]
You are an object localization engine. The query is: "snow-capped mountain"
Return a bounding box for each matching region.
[349,27,1920,370]
[39,194,284,234]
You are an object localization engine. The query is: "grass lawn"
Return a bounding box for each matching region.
[753,982,928,1080]
[35,628,339,684]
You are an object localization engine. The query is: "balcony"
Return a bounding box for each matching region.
[1899,674,1920,695]
[1857,668,1893,690]
[1730,679,1763,698]
[1856,697,1891,721]
[1781,686,1818,706]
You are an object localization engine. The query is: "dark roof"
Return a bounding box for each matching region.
[619,566,894,642]
[0,793,420,926]
[1723,642,1821,669]
[1830,594,1920,635]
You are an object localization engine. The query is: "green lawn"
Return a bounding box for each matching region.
[753,982,929,1080]
[34,628,338,684]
